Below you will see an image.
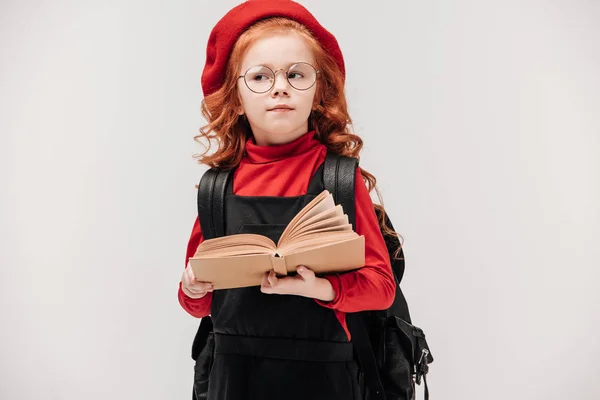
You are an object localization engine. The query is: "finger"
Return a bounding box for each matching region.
[186,284,211,295]
[187,264,196,281]
[193,282,214,292]
[182,269,191,286]
[181,285,193,297]
[268,276,299,296]
[261,273,271,287]
[267,270,278,286]
[185,286,204,295]
[182,285,203,298]
[260,280,272,294]
[296,265,313,280]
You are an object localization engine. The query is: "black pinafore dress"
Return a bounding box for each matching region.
[206,163,361,400]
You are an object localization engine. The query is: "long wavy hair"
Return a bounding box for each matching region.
[194,17,403,259]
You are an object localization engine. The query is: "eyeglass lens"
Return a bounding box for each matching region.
[243,63,317,93]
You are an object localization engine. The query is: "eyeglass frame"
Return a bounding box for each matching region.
[237,62,321,93]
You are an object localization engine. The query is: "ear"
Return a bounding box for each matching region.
[235,94,245,115]
[234,98,244,115]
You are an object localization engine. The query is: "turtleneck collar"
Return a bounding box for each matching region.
[244,130,321,164]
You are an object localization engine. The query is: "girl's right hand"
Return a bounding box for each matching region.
[181,261,214,299]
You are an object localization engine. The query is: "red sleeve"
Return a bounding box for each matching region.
[315,167,396,312]
[178,216,213,318]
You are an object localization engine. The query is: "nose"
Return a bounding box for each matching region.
[270,69,290,97]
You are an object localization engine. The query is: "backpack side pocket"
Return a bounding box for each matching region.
[390,316,434,399]
[381,316,415,400]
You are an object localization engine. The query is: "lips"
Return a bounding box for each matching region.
[268,105,294,111]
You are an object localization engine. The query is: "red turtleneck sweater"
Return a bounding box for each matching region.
[178,131,396,340]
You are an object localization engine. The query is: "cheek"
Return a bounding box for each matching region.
[238,89,260,115]
[239,93,270,127]
[242,97,264,118]
[299,90,317,113]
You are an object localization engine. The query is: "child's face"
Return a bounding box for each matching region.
[237,33,317,146]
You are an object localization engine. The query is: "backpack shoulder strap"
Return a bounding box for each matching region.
[197,167,234,240]
[323,152,386,400]
[323,152,359,230]
[191,166,233,364]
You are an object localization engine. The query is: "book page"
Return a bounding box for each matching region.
[284,204,344,240]
[297,214,348,234]
[193,245,275,258]
[194,233,276,257]
[278,190,334,245]
[284,223,353,243]
[293,192,337,228]
[278,231,358,255]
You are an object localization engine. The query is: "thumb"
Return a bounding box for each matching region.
[296,265,312,277]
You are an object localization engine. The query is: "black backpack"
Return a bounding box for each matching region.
[191,152,433,400]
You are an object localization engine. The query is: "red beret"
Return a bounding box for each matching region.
[201,0,345,97]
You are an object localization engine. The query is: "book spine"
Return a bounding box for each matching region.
[270,256,288,276]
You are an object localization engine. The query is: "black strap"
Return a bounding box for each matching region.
[197,167,234,240]
[414,328,432,400]
[417,350,430,400]
[323,153,387,400]
[191,167,234,392]
[324,153,358,229]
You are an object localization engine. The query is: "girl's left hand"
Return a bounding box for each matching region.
[260,266,335,301]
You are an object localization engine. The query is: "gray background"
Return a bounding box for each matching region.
[1,0,599,399]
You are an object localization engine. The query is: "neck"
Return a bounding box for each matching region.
[244,129,319,164]
[250,123,310,146]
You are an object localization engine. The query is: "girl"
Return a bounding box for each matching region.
[179,1,398,399]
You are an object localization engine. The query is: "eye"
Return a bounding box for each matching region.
[251,73,271,82]
[288,72,305,80]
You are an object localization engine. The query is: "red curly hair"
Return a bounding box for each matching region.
[193,17,403,258]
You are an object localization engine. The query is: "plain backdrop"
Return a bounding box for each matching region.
[1,1,599,399]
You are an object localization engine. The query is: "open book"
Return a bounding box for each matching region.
[189,190,365,289]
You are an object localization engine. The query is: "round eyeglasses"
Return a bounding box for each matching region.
[238,62,320,93]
